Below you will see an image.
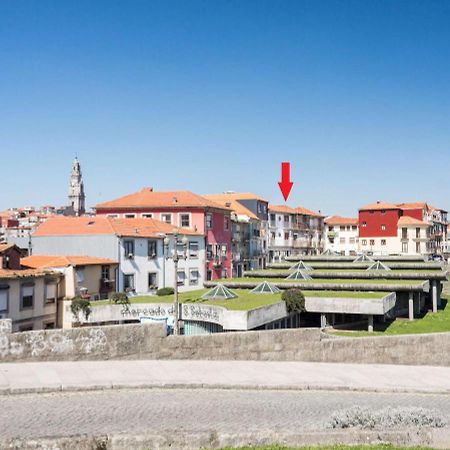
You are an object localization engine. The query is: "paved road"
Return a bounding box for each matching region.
[3,360,450,394]
[2,389,450,440]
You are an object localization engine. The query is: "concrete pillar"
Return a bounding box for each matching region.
[368,315,374,333]
[415,292,421,315]
[408,292,414,321]
[438,282,442,308]
[320,313,326,329]
[331,313,336,326]
[432,280,438,313]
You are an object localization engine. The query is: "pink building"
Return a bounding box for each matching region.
[95,188,232,280]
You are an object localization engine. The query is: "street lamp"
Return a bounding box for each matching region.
[164,232,189,335]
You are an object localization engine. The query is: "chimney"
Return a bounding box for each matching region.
[172,197,178,204]
[143,187,153,192]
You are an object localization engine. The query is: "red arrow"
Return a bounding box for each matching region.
[278,162,294,201]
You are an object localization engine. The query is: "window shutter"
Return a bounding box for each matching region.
[0,291,7,311]
[46,284,56,299]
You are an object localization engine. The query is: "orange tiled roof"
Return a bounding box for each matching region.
[94,188,228,211]
[325,216,358,226]
[203,194,259,220]
[33,216,201,238]
[359,201,400,211]
[0,268,59,279]
[397,216,429,226]
[22,255,118,269]
[268,204,297,214]
[295,206,323,217]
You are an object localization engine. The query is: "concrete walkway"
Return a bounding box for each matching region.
[1,360,450,395]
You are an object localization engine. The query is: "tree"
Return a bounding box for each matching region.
[281,289,306,314]
[70,296,92,323]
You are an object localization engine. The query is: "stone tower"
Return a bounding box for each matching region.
[68,157,86,216]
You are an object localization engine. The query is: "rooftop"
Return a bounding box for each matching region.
[94,188,229,211]
[325,216,358,226]
[203,194,258,219]
[21,255,118,269]
[33,216,202,238]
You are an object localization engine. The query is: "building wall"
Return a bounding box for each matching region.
[0,275,60,331]
[359,209,401,238]
[324,224,358,256]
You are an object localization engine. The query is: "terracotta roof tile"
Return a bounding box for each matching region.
[95,188,229,211]
[268,204,297,214]
[203,195,259,220]
[33,216,202,238]
[325,216,358,226]
[22,255,118,269]
[204,192,268,202]
[0,268,59,279]
[295,206,323,217]
[397,216,429,226]
[359,201,400,211]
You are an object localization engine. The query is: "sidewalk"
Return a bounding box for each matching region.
[1,359,450,395]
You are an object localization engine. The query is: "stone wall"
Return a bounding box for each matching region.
[1,318,450,366]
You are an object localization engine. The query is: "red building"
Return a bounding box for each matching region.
[95,188,232,280]
[358,201,448,256]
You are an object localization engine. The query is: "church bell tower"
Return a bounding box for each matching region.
[68,157,86,216]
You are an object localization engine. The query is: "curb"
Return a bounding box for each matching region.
[1,381,450,396]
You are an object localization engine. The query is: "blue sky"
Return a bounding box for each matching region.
[1,0,450,216]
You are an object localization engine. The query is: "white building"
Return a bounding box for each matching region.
[31,216,205,294]
[324,216,359,256]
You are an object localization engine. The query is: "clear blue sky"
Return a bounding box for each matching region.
[1,0,450,216]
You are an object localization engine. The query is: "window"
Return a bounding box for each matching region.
[381,210,386,215]
[124,240,135,257]
[381,239,386,246]
[101,265,110,281]
[161,213,172,224]
[362,239,367,246]
[206,270,212,281]
[284,232,289,240]
[21,285,34,309]
[416,242,421,253]
[362,222,367,227]
[340,226,345,231]
[270,232,275,239]
[402,228,408,240]
[352,226,357,231]
[221,244,227,257]
[221,268,228,279]
[284,215,289,223]
[370,239,375,246]
[44,322,55,330]
[340,237,345,244]
[328,226,334,231]
[148,272,158,290]
[107,214,118,219]
[349,238,355,244]
[75,268,85,283]
[142,213,153,219]
[206,213,213,229]
[207,244,213,260]
[224,216,230,231]
[177,271,186,286]
[147,240,157,258]
[180,214,190,228]
[45,283,57,304]
[270,214,276,222]
[124,214,136,219]
[189,241,199,258]
[416,227,421,239]
[0,289,8,313]
[189,269,199,285]
[123,274,135,291]
[19,324,33,332]
[402,242,408,253]
[381,224,386,231]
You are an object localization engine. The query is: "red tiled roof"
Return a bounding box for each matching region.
[33,216,202,238]
[0,268,59,279]
[359,201,400,211]
[95,188,229,211]
[295,206,323,217]
[205,192,268,202]
[397,216,429,226]
[268,204,297,214]
[22,255,118,269]
[325,216,358,226]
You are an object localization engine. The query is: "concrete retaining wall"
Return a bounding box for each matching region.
[1,318,450,366]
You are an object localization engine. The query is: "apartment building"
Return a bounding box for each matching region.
[358,201,448,256]
[268,205,324,262]
[204,193,267,277]
[324,216,359,256]
[31,216,205,294]
[94,188,231,280]
[21,255,119,300]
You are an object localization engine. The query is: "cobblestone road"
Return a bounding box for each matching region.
[2,389,450,440]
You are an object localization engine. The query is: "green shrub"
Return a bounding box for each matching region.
[70,296,92,322]
[111,292,129,306]
[281,288,306,313]
[157,287,175,296]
